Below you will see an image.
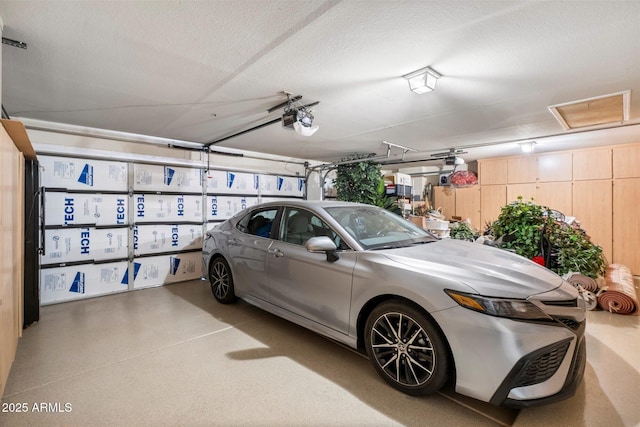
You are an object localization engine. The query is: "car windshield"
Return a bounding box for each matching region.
[324,206,438,250]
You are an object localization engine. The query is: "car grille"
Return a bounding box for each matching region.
[536,298,584,331]
[542,299,578,307]
[514,340,571,388]
[553,316,582,331]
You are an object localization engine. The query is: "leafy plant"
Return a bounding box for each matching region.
[450,221,479,242]
[545,222,606,278]
[492,197,553,259]
[334,154,398,212]
[491,197,606,278]
[482,220,495,237]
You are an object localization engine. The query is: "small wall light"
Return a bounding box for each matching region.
[519,141,536,153]
[403,66,441,94]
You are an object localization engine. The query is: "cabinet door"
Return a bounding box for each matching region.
[507,183,537,204]
[538,153,572,182]
[573,148,612,180]
[0,128,23,398]
[433,186,456,220]
[613,145,640,179]
[507,156,537,184]
[479,159,507,185]
[480,185,506,227]
[455,186,480,230]
[536,182,572,215]
[573,180,612,264]
[613,178,640,274]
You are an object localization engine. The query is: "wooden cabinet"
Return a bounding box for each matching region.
[477,144,639,275]
[573,180,612,264]
[481,185,506,226]
[507,183,537,203]
[573,148,612,180]
[536,182,572,215]
[0,122,27,397]
[613,144,640,179]
[433,186,456,220]
[455,186,481,230]
[613,178,640,274]
[433,186,481,230]
[507,182,571,214]
[479,158,507,185]
[507,156,537,183]
[538,153,572,182]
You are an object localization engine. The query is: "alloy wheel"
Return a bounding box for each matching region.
[212,262,229,299]
[210,258,236,303]
[369,311,436,387]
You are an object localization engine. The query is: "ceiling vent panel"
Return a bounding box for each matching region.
[548,90,630,130]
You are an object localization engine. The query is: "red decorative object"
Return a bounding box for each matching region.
[450,170,478,187]
[531,256,545,266]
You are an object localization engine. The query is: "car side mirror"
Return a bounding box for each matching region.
[305,236,339,262]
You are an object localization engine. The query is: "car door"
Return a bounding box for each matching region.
[267,206,356,334]
[225,207,279,302]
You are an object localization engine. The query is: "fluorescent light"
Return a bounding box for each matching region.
[403,66,441,94]
[520,141,536,153]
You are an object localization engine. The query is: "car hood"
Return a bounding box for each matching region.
[381,238,564,299]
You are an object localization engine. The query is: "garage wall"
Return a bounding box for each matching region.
[28,126,312,304]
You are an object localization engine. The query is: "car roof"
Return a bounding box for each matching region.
[255,200,372,209]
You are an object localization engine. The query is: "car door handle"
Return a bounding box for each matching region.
[268,248,284,257]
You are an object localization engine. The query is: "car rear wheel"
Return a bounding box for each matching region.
[364,301,449,396]
[209,257,237,304]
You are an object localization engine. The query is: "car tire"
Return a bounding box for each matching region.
[209,257,237,304]
[364,301,450,396]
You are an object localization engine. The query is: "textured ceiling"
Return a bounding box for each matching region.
[1,0,639,165]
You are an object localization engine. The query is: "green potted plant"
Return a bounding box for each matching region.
[491,197,606,278]
[450,221,479,242]
[492,197,553,259]
[334,154,399,212]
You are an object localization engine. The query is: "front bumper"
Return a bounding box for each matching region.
[496,331,586,407]
[490,322,587,408]
[432,304,585,406]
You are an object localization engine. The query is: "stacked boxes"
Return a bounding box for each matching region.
[384,173,413,197]
[39,155,306,304]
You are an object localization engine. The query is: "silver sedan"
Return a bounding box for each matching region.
[202,200,586,407]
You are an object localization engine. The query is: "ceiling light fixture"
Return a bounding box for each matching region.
[519,141,536,153]
[403,66,441,94]
[282,93,319,136]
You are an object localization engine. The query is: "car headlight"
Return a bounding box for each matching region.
[445,289,551,321]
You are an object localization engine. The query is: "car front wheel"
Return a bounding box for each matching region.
[364,301,450,396]
[209,257,237,304]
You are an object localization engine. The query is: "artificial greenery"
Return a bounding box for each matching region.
[492,197,553,259]
[449,222,479,242]
[334,154,398,211]
[545,222,607,278]
[491,197,606,278]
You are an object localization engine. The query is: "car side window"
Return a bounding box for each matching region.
[280,207,348,249]
[281,208,314,245]
[237,209,278,238]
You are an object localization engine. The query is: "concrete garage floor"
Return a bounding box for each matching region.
[1,279,639,427]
